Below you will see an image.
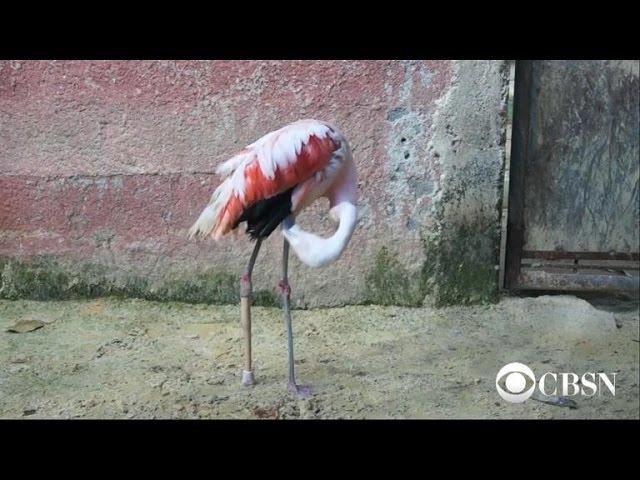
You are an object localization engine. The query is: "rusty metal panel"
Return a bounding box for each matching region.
[522,60,639,254]
[522,250,639,261]
[519,269,639,293]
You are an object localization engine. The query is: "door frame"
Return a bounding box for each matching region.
[503,60,532,291]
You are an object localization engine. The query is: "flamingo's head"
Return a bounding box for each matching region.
[282,202,358,268]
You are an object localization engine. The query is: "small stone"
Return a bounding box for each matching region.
[186,334,199,340]
[8,364,28,373]
[7,319,46,333]
[150,378,166,389]
[128,328,147,337]
[209,395,229,404]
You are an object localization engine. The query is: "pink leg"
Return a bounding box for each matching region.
[239,238,263,386]
[281,239,312,398]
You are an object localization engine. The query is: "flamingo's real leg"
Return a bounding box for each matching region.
[240,237,263,386]
[280,236,312,398]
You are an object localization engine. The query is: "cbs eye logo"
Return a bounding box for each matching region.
[495,362,536,403]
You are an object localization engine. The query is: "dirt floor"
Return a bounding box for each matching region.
[1,294,638,419]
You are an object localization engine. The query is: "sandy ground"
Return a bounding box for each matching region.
[1,294,638,419]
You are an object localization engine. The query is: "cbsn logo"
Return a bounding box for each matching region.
[496,362,617,404]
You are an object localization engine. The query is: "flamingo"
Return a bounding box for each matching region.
[188,119,358,397]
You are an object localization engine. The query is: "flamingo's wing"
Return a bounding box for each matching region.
[189,120,339,241]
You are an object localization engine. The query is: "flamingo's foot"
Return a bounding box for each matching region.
[288,382,313,398]
[278,280,291,297]
[241,370,255,386]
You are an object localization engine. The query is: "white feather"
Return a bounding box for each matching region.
[231,168,246,201]
[271,136,287,169]
[216,152,248,177]
[258,142,275,179]
[188,179,233,240]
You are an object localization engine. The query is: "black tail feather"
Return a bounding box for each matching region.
[233,187,295,240]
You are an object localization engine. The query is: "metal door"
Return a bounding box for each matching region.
[505,60,639,293]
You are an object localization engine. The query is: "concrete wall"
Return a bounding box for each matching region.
[0,60,509,307]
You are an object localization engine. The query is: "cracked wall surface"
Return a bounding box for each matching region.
[0,60,508,307]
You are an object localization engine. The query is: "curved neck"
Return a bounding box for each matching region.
[327,154,358,208]
[282,202,358,268]
[282,154,358,268]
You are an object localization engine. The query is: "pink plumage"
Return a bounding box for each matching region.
[189,119,350,241]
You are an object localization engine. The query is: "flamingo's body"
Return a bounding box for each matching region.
[189,119,358,396]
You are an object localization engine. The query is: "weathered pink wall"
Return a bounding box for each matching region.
[0,61,507,306]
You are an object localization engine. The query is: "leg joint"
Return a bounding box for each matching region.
[278,279,291,297]
[240,272,252,297]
